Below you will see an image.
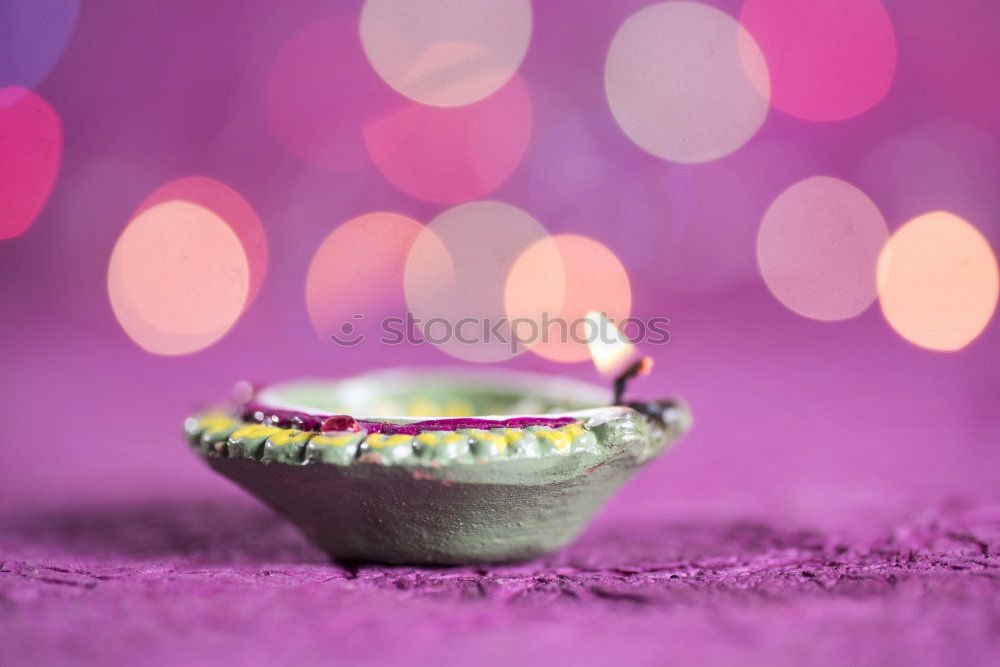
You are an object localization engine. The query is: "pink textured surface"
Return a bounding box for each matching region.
[2,497,999,667]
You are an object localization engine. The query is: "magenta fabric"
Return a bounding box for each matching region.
[3,499,998,667]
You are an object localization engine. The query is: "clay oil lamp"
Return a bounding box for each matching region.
[185,327,690,565]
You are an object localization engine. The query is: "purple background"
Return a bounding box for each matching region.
[1,1,998,665]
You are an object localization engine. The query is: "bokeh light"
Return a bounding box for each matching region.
[0,1,79,89]
[605,1,769,164]
[265,16,399,171]
[108,201,250,355]
[363,75,532,203]
[506,234,631,363]
[878,211,998,352]
[136,177,267,305]
[740,0,896,122]
[0,87,62,240]
[359,0,532,107]
[404,201,548,362]
[757,176,888,321]
[306,212,425,343]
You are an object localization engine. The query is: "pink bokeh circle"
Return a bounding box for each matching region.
[265,16,401,171]
[108,201,250,356]
[306,212,425,344]
[740,0,896,122]
[363,75,532,203]
[136,177,268,307]
[0,87,62,240]
[757,176,888,321]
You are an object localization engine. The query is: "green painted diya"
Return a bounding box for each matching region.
[185,368,691,565]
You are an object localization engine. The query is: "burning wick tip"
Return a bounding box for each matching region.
[613,356,654,405]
